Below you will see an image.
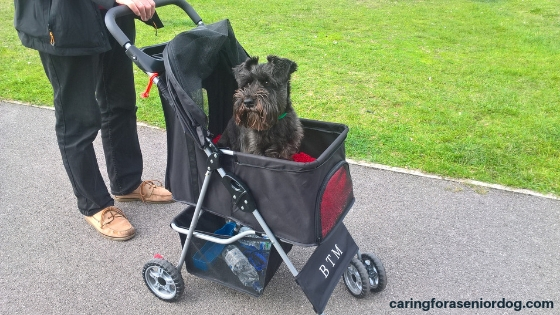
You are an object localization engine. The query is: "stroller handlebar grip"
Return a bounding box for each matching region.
[105,0,202,73]
[105,0,202,47]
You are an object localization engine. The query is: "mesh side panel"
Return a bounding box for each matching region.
[320,163,353,239]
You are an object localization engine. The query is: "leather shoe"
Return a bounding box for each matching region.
[114,180,173,203]
[85,206,136,241]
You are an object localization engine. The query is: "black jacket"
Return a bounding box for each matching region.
[14,0,116,56]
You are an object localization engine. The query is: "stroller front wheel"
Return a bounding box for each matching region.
[343,257,370,298]
[143,258,185,301]
[361,252,387,292]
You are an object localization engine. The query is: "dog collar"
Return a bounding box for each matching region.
[278,112,287,120]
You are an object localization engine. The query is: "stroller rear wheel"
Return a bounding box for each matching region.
[361,252,387,292]
[143,258,185,301]
[343,257,370,298]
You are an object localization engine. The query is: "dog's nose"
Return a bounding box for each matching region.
[243,98,255,108]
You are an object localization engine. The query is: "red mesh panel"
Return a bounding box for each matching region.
[320,165,353,238]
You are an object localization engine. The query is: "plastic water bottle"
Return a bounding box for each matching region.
[238,226,271,250]
[222,245,263,293]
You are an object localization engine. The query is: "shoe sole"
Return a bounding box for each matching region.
[100,232,136,241]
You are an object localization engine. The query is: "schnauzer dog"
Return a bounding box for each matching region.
[217,55,304,160]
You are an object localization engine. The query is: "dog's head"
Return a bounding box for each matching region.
[232,55,297,131]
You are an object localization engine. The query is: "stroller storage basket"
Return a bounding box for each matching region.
[173,206,292,296]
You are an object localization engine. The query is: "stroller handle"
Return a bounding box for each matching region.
[105,0,203,73]
[106,0,202,47]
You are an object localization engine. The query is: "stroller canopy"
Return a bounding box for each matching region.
[162,19,248,148]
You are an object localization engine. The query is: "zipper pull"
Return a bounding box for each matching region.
[48,26,55,46]
[152,21,158,36]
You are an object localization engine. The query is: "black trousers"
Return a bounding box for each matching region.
[39,15,142,216]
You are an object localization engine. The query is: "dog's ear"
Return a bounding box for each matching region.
[266,55,297,82]
[233,56,259,84]
[243,56,260,71]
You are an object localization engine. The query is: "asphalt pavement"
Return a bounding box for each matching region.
[1,101,558,314]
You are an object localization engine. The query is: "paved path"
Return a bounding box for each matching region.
[1,101,558,314]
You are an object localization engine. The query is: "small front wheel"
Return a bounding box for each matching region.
[361,252,387,292]
[361,253,387,292]
[343,257,370,298]
[143,258,185,301]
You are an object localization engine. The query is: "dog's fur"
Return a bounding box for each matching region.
[217,55,303,160]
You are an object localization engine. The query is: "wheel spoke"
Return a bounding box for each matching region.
[164,282,176,293]
[149,268,161,280]
[344,264,362,294]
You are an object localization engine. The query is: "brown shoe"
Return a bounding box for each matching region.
[85,206,136,241]
[114,180,173,204]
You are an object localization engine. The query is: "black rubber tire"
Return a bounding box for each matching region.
[142,258,185,301]
[343,257,370,298]
[361,252,387,292]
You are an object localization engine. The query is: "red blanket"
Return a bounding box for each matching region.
[212,135,316,163]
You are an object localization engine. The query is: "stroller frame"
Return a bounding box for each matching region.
[167,145,295,293]
[172,144,299,278]
[106,1,386,313]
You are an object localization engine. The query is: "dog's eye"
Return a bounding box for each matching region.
[263,79,273,86]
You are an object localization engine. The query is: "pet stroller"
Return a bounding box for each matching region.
[106,1,386,313]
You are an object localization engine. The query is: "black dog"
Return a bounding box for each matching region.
[217,55,303,160]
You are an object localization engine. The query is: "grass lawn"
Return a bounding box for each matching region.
[1,0,559,197]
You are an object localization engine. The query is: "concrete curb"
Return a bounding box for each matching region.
[347,159,559,201]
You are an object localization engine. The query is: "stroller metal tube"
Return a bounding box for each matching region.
[174,147,230,271]
[220,149,234,156]
[171,223,257,244]
[252,210,299,277]
[180,146,300,279]
[176,168,213,271]
[202,145,300,276]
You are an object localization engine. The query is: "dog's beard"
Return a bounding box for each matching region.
[233,89,276,131]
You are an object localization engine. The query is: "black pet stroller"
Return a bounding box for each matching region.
[105,1,386,313]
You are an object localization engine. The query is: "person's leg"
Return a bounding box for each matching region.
[97,15,143,196]
[39,52,113,216]
[98,14,173,204]
[39,51,135,241]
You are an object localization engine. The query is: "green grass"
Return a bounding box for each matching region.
[1,0,559,197]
